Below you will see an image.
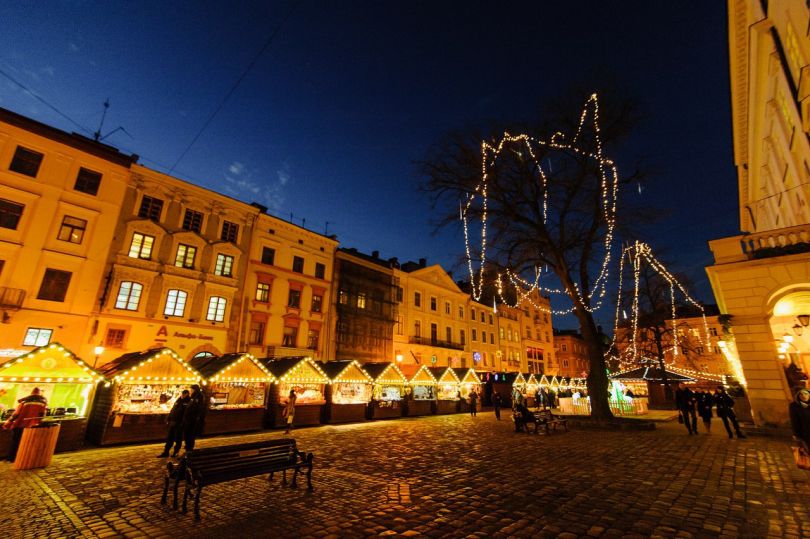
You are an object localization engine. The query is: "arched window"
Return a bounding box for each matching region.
[206,296,227,322]
[192,351,215,360]
[115,281,142,310]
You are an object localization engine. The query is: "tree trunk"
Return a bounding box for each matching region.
[576,306,614,421]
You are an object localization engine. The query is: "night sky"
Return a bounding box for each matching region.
[0,1,737,328]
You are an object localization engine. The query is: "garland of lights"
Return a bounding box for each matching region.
[462,94,620,316]
[0,343,104,384]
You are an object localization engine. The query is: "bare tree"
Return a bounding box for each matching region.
[421,92,643,421]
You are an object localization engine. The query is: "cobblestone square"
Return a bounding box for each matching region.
[2,413,808,538]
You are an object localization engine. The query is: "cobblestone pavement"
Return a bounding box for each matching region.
[2,412,809,539]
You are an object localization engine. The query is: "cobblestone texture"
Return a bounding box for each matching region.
[2,413,809,538]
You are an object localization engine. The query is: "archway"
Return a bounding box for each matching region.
[769,290,810,393]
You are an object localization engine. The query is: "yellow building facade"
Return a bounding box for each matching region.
[518,291,555,374]
[0,108,136,363]
[706,0,810,425]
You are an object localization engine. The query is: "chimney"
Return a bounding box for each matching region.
[419,258,427,268]
[372,250,379,259]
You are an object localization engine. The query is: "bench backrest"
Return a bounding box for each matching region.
[536,410,555,420]
[186,439,298,473]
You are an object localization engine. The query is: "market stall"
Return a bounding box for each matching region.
[524,374,539,407]
[364,362,408,420]
[453,368,483,412]
[321,360,373,424]
[481,371,517,407]
[191,353,275,435]
[405,365,437,416]
[609,365,692,409]
[0,343,103,454]
[511,372,527,405]
[87,348,202,446]
[261,357,329,428]
[429,367,462,414]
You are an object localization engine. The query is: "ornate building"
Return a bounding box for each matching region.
[553,330,589,378]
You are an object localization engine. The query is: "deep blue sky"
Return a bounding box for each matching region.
[0,1,737,328]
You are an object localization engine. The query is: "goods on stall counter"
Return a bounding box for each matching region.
[373,385,401,401]
[280,384,325,405]
[113,384,187,414]
[208,383,266,409]
[412,385,435,400]
[332,382,372,405]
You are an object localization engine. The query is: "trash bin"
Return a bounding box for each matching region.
[14,423,61,470]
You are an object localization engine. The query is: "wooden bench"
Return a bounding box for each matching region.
[512,409,541,434]
[533,409,568,434]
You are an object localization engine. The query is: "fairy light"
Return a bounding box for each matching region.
[0,343,104,384]
[112,348,202,383]
[408,365,438,386]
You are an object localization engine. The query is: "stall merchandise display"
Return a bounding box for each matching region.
[332,382,372,405]
[209,382,266,409]
[374,385,402,401]
[279,382,325,405]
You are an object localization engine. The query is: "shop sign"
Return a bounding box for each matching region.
[156,325,215,341]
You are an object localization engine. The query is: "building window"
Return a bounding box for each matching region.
[562,344,567,352]
[311,294,323,313]
[526,327,532,340]
[128,233,154,259]
[396,286,403,302]
[37,269,72,302]
[709,327,718,336]
[481,312,485,322]
[206,296,227,322]
[446,327,452,342]
[292,256,304,273]
[357,292,366,309]
[105,328,127,348]
[471,308,476,320]
[490,333,494,344]
[482,331,487,343]
[545,331,550,342]
[445,302,451,315]
[499,327,505,339]
[489,314,493,325]
[460,329,466,345]
[138,195,164,221]
[430,323,437,344]
[696,346,704,355]
[414,291,421,307]
[339,290,348,304]
[430,297,437,311]
[255,282,270,302]
[23,328,52,347]
[0,259,4,277]
[0,199,24,230]
[221,220,239,243]
[472,329,477,341]
[458,306,464,318]
[282,326,298,347]
[164,289,188,317]
[9,146,43,177]
[174,244,197,269]
[72,167,103,195]
[315,262,326,279]
[214,254,234,277]
[261,247,275,265]
[288,288,301,308]
[57,215,87,244]
[414,320,421,338]
[307,329,319,350]
[542,313,548,324]
[182,209,203,233]
[396,315,403,335]
[115,281,142,310]
[249,320,265,345]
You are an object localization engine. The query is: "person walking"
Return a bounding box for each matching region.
[696,389,714,433]
[2,387,47,461]
[789,388,810,453]
[493,390,502,420]
[157,389,189,458]
[469,390,478,417]
[674,383,698,435]
[714,386,746,439]
[182,384,207,452]
[283,389,297,434]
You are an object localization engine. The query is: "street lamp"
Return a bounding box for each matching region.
[93,345,105,368]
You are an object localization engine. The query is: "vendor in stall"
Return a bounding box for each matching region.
[3,387,47,461]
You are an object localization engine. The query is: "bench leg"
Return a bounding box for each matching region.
[161,475,169,505]
[291,464,299,488]
[173,476,181,510]
[306,453,314,491]
[181,482,190,514]
[194,487,202,521]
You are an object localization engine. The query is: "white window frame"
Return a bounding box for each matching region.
[115,281,143,310]
[215,253,234,277]
[128,233,154,259]
[206,296,227,322]
[23,328,52,346]
[164,289,188,317]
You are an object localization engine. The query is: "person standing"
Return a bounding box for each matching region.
[469,390,478,417]
[789,388,810,453]
[493,390,502,420]
[158,389,190,458]
[535,388,542,410]
[674,383,698,435]
[182,385,207,452]
[696,389,714,433]
[2,387,47,461]
[714,386,746,439]
[283,389,297,434]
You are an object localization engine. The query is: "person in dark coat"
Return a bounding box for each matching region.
[535,388,542,410]
[182,385,207,452]
[714,386,746,439]
[789,388,810,453]
[696,389,714,433]
[492,390,502,420]
[674,383,698,435]
[513,401,534,433]
[469,390,478,417]
[2,387,47,461]
[158,389,189,458]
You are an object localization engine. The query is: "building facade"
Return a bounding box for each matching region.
[554,330,589,378]
[468,300,499,371]
[518,291,555,374]
[706,0,810,425]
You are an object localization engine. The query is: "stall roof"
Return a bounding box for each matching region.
[538,375,550,386]
[409,364,437,385]
[359,362,407,384]
[0,343,103,383]
[524,374,539,386]
[259,356,329,384]
[609,366,696,382]
[452,368,481,385]
[191,353,274,382]
[98,347,202,382]
[512,373,527,386]
[319,360,372,383]
[428,366,460,384]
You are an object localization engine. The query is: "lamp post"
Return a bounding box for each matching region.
[93,345,105,368]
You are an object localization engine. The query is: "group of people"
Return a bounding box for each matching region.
[157,384,207,458]
[675,383,746,438]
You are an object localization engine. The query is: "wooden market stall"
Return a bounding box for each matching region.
[429,367,461,414]
[453,368,483,413]
[191,353,275,435]
[87,348,203,445]
[260,357,329,428]
[364,362,408,420]
[0,343,103,454]
[405,365,437,416]
[321,360,373,424]
[608,366,687,410]
[524,374,539,407]
[481,371,518,407]
[511,372,527,405]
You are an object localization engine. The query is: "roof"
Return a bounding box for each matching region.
[256,356,309,378]
[190,353,273,381]
[0,342,103,382]
[610,366,695,382]
[318,360,372,382]
[361,362,406,383]
[97,348,166,377]
[97,347,203,381]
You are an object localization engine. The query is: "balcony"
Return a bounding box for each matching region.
[709,223,810,264]
[408,336,465,350]
[0,287,25,309]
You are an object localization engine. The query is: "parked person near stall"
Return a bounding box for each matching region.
[2,387,47,461]
[182,385,207,452]
[283,389,297,435]
[469,390,478,417]
[789,388,810,453]
[714,386,746,439]
[675,383,698,435]
[493,390,502,420]
[696,389,714,433]
[157,389,190,458]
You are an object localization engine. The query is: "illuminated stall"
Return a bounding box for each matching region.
[364,363,408,420]
[524,374,539,407]
[261,357,329,428]
[429,367,461,414]
[405,365,437,416]
[321,360,373,424]
[511,372,527,405]
[87,348,202,445]
[0,343,103,454]
[192,353,275,435]
[453,368,483,412]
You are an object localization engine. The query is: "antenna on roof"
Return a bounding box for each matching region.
[93,99,132,142]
